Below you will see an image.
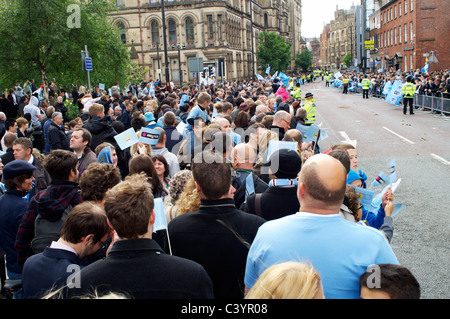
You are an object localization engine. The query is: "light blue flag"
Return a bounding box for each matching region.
[303,124,320,143]
[371,171,391,187]
[388,159,397,183]
[270,71,278,81]
[296,122,309,135]
[139,127,161,145]
[245,173,255,203]
[349,185,375,209]
[256,73,265,81]
[279,72,290,86]
[319,129,328,141]
[114,127,139,150]
[391,203,403,217]
[265,65,271,75]
[153,198,167,232]
[266,140,298,160]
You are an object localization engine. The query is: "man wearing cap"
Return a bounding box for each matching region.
[0,160,36,296]
[303,92,316,126]
[241,148,301,221]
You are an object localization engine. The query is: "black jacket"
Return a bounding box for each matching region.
[47,122,70,151]
[241,185,300,221]
[68,238,214,299]
[168,198,266,299]
[232,170,269,209]
[82,115,118,151]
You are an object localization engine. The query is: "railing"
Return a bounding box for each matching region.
[413,94,450,115]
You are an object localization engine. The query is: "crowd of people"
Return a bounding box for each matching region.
[0,73,423,300]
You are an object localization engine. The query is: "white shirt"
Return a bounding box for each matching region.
[50,241,78,256]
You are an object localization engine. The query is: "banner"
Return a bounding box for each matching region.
[385,80,404,105]
[139,127,161,145]
[278,72,290,87]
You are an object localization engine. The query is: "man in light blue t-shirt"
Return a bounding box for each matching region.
[244,154,399,299]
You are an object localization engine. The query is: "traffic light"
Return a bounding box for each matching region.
[388,58,394,68]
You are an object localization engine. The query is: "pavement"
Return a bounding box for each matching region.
[302,79,450,299]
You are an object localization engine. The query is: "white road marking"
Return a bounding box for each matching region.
[431,153,450,165]
[382,127,415,145]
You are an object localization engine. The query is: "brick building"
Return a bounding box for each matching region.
[369,0,449,72]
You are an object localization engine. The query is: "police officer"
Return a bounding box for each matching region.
[293,83,302,101]
[342,76,350,94]
[361,75,371,99]
[303,92,316,126]
[402,76,415,115]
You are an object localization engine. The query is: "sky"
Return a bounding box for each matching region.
[301,0,361,39]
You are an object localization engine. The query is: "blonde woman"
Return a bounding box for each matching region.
[253,129,278,177]
[129,130,152,159]
[245,262,324,299]
[175,176,200,217]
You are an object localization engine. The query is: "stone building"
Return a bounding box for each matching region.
[324,5,356,70]
[109,0,302,85]
[319,24,331,70]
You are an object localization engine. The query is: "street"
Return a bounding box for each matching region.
[304,79,450,299]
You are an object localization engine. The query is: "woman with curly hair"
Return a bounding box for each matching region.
[175,176,200,217]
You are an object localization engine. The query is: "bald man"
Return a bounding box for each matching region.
[244,154,399,299]
[270,110,291,140]
[215,117,241,146]
[231,143,268,209]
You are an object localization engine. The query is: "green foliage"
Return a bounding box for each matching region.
[295,50,313,73]
[343,53,352,68]
[0,0,131,96]
[67,102,80,121]
[256,31,292,73]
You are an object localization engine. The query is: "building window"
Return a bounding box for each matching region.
[405,54,408,71]
[117,22,126,44]
[404,24,407,42]
[217,15,222,39]
[410,22,413,42]
[394,5,397,19]
[264,13,269,28]
[394,28,397,45]
[207,15,214,39]
[405,1,408,14]
[399,2,402,16]
[410,0,414,11]
[116,0,123,6]
[151,21,159,44]
[185,17,194,42]
[399,26,402,44]
[168,19,177,43]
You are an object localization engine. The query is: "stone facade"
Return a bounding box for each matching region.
[109,0,302,85]
[320,5,356,70]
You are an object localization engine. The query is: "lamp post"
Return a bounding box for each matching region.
[161,0,170,89]
[172,44,185,87]
[249,0,256,81]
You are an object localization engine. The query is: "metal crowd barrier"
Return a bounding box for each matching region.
[413,94,450,115]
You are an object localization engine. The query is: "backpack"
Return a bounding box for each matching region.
[31,205,72,254]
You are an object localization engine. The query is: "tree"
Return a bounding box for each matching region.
[343,53,352,68]
[256,31,292,73]
[0,0,130,100]
[295,50,313,73]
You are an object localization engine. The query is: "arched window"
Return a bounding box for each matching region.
[264,13,269,28]
[117,22,126,43]
[151,21,160,44]
[185,17,194,42]
[168,19,177,43]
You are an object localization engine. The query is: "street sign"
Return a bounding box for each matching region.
[85,57,93,71]
[188,57,203,73]
[365,40,374,50]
